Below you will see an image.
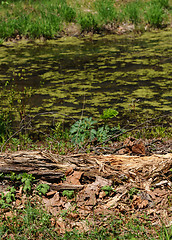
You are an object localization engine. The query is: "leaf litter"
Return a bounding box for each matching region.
[0,138,171,237]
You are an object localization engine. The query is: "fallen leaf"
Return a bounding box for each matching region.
[99,191,107,199]
[104,188,127,209]
[55,217,66,234]
[46,191,57,197]
[65,171,83,185]
[65,167,74,176]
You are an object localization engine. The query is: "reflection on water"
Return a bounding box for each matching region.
[0,30,172,127]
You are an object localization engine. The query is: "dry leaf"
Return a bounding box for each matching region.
[46,191,57,197]
[55,217,66,234]
[65,171,83,185]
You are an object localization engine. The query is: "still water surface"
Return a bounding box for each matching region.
[0,30,172,127]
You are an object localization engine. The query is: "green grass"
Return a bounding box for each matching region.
[0,172,172,239]
[0,0,171,40]
[0,200,171,239]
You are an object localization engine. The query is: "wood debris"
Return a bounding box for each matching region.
[0,150,171,233]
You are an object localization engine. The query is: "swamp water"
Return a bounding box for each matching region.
[0,29,172,129]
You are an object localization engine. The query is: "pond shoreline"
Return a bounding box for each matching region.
[1,23,172,45]
[0,0,171,43]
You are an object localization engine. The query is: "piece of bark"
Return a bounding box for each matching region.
[50,184,84,191]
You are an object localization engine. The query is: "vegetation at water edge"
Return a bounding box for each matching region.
[0,0,172,41]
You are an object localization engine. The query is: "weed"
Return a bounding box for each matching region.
[100,108,119,120]
[46,122,72,154]
[62,190,74,199]
[158,223,172,240]
[0,112,12,143]
[144,1,167,27]
[61,175,67,182]
[94,0,117,24]
[5,172,35,193]
[124,0,143,25]
[101,185,115,196]
[69,111,124,147]
[21,173,35,193]
[78,12,98,32]
[36,183,50,196]
[129,187,140,199]
[0,173,4,178]
[0,186,16,208]
[69,117,97,146]
[60,1,76,22]
[0,38,4,44]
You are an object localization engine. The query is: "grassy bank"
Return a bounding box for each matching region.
[0,0,172,40]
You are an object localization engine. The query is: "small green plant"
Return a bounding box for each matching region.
[60,1,76,22]
[94,0,117,24]
[0,38,4,44]
[62,190,74,199]
[5,172,35,193]
[0,112,12,143]
[144,1,166,27]
[96,125,122,143]
[21,173,35,193]
[70,117,97,146]
[0,186,16,208]
[5,186,16,203]
[61,209,68,218]
[129,187,140,199]
[158,222,172,240]
[1,1,9,6]
[100,108,119,120]
[36,184,50,196]
[124,0,142,25]
[0,173,4,179]
[78,13,98,31]
[101,185,114,196]
[61,175,67,182]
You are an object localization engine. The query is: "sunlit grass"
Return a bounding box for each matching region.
[0,0,171,39]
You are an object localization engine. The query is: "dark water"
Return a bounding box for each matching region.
[0,30,172,128]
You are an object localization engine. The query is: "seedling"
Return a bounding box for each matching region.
[36,184,50,196]
[0,173,4,179]
[62,190,74,199]
[0,186,16,208]
[129,187,139,199]
[20,173,35,193]
[101,185,115,196]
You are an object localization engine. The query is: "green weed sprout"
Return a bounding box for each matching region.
[101,185,115,196]
[101,108,119,119]
[36,184,50,196]
[62,190,74,199]
[69,117,97,146]
[20,173,35,193]
[129,187,139,199]
[0,186,16,208]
